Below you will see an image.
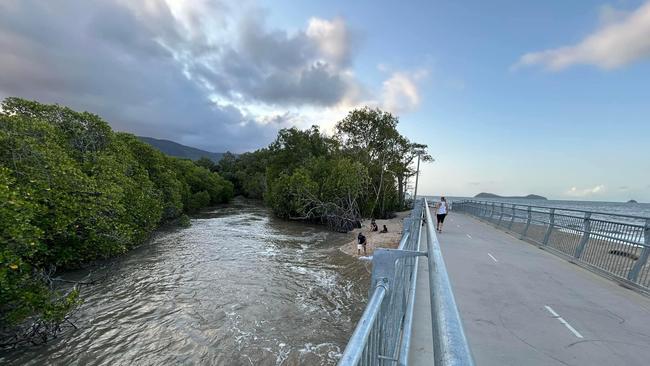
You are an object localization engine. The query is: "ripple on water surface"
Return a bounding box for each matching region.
[1,199,369,365]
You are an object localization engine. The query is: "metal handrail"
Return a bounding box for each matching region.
[423,198,475,366]
[397,207,423,366]
[454,200,650,290]
[338,200,424,366]
[339,200,474,365]
[338,285,388,365]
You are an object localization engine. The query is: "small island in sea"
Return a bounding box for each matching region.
[627,199,638,204]
[474,192,548,200]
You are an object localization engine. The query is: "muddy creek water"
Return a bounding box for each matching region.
[2,199,369,365]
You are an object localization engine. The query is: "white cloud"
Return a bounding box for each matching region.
[0,1,367,152]
[306,17,351,67]
[377,63,390,72]
[515,1,650,70]
[380,69,428,113]
[599,4,631,25]
[0,0,433,153]
[566,185,606,197]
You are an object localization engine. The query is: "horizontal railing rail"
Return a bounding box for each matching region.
[453,200,650,290]
[339,199,474,366]
[423,198,475,366]
[454,200,650,221]
[338,200,424,365]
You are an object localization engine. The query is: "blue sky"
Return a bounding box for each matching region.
[1,0,649,201]
[262,0,650,202]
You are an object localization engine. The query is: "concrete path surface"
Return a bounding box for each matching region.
[433,210,650,365]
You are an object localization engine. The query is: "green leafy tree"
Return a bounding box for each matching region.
[233,150,270,199]
[195,156,217,172]
[0,98,234,338]
[267,168,319,219]
[214,106,430,225]
[335,107,403,217]
[116,133,185,220]
[388,138,433,208]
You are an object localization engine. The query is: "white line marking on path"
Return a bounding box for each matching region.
[544,305,583,338]
[487,253,498,262]
[466,234,472,239]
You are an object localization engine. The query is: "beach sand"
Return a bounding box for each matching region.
[339,210,411,258]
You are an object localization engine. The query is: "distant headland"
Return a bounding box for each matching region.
[627,199,638,204]
[474,192,548,200]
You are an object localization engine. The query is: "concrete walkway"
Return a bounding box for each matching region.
[426,210,650,365]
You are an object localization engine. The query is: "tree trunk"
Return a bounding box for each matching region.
[370,156,385,217]
[397,174,404,209]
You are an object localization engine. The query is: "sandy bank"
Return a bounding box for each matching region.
[339,210,411,258]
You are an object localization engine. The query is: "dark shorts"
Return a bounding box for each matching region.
[436,213,447,223]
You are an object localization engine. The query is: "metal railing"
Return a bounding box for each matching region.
[423,198,474,366]
[453,200,650,291]
[338,201,424,365]
[338,199,474,365]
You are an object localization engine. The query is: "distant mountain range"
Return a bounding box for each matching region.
[474,192,547,200]
[138,136,225,162]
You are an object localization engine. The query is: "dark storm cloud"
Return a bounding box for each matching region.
[0,0,354,152]
[189,11,352,106]
[248,62,347,105]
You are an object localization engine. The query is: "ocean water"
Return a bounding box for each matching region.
[431,196,649,245]
[428,196,650,220]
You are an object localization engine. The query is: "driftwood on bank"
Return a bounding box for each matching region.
[288,188,362,233]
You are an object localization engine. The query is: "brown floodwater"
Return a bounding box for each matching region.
[1,198,369,365]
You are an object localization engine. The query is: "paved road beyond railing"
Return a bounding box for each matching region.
[338,199,474,366]
[453,200,650,292]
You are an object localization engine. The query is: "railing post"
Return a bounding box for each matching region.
[574,212,591,259]
[542,208,555,246]
[490,202,496,219]
[508,205,516,230]
[497,203,505,226]
[627,219,650,283]
[521,206,532,239]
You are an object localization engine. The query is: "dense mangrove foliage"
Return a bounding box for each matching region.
[0,98,427,345]
[0,98,233,344]
[212,107,431,230]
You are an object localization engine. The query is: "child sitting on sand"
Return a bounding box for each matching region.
[370,218,378,232]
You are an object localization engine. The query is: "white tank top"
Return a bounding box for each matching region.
[437,202,447,215]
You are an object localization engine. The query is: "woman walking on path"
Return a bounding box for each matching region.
[435,197,449,233]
